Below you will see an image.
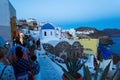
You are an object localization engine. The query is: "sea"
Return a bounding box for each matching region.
[109,37,120,57]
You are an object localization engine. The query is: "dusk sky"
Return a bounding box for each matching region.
[10,0,120,30]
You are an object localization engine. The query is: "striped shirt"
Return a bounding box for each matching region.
[12,58,31,75]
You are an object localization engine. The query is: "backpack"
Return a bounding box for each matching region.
[0,66,7,79]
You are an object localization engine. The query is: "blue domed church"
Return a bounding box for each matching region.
[40,23,56,39]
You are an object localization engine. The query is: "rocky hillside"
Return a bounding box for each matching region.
[76,27,97,32]
[75,27,106,38]
[102,29,120,37]
[76,27,120,37]
[75,27,114,45]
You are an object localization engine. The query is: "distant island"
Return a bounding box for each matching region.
[75,27,120,45]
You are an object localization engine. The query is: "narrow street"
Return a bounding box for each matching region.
[35,50,62,80]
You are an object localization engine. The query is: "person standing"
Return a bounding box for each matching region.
[11,37,28,62]
[30,40,36,54]
[0,46,16,80]
[30,54,40,75]
[12,46,31,80]
[36,38,41,50]
[30,54,40,80]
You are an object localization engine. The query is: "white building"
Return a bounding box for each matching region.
[55,27,62,39]
[39,22,45,27]
[39,23,62,42]
[27,18,37,26]
[0,0,16,40]
[69,28,76,37]
[40,23,56,40]
[76,30,94,35]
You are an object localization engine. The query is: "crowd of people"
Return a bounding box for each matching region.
[0,36,40,80]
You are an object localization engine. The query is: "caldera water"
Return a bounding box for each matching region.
[110,37,120,57]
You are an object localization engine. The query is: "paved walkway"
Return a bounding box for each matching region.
[35,50,62,80]
[39,56,62,80]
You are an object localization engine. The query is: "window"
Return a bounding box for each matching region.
[44,31,47,36]
[51,31,52,36]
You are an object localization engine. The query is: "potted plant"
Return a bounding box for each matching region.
[56,58,86,80]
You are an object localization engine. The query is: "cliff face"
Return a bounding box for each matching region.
[76,27,120,37]
[88,32,114,45]
[102,29,120,37]
[76,27,114,45]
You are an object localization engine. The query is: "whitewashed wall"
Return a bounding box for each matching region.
[41,29,55,39]
[0,0,16,40]
[0,0,10,26]
[9,1,16,17]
